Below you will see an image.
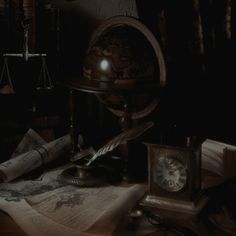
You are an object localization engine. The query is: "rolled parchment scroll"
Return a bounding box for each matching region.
[0,133,71,182]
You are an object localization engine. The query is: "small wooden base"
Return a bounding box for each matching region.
[139,194,208,221]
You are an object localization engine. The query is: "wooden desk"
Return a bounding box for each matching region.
[0,167,235,236]
[0,208,230,236]
[0,211,26,236]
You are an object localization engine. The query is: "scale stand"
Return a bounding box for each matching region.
[0,20,53,93]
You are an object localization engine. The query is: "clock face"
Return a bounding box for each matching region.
[154,155,187,192]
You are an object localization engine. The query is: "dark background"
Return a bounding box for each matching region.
[0,0,234,162]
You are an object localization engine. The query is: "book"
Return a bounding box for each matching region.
[201,139,236,189]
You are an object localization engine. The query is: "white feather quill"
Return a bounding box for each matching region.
[85,121,154,166]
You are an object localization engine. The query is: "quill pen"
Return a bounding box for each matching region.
[85,121,154,166]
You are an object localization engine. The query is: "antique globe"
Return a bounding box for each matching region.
[64,16,167,182]
[67,16,166,120]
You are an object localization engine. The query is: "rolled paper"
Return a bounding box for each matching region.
[0,135,71,182]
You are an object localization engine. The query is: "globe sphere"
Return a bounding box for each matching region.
[82,16,166,119]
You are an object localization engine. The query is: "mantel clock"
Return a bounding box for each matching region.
[140,139,207,219]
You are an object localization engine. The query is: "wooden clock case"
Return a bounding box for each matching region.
[140,139,208,220]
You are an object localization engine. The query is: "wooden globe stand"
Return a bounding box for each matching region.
[65,79,162,181]
[64,16,166,181]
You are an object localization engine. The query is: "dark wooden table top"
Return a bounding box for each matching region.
[0,208,231,236]
[0,211,26,236]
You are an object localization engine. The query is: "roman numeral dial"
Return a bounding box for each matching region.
[154,155,187,192]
